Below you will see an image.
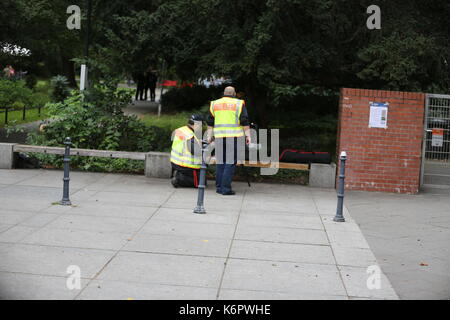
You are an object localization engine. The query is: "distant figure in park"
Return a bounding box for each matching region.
[134,72,146,101]
[3,65,15,79]
[146,70,158,102]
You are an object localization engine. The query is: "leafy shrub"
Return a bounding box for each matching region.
[25,74,37,89]
[0,79,34,107]
[50,75,70,102]
[26,85,173,172]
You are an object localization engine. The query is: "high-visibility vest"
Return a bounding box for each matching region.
[170,126,202,169]
[209,97,244,138]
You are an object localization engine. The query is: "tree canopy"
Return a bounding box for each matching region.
[2,0,449,124]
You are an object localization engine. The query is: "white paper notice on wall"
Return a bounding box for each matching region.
[369,102,388,128]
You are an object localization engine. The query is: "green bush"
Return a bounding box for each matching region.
[50,75,70,102]
[161,85,223,112]
[26,85,173,172]
[0,78,51,110]
[25,74,37,89]
[0,79,34,107]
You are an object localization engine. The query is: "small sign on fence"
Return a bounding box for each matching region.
[431,128,444,147]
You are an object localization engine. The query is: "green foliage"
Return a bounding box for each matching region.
[50,75,70,102]
[0,79,33,107]
[0,78,50,108]
[27,85,173,172]
[25,74,37,89]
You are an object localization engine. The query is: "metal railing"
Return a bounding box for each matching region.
[0,105,45,124]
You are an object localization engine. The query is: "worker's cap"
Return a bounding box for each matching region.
[188,114,204,125]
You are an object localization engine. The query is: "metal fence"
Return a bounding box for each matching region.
[424,94,450,162]
[0,105,44,124]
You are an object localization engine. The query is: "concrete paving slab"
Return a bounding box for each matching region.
[326,230,371,249]
[140,219,236,239]
[0,226,38,243]
[241,199,317,215]
[0,243,115,278]
[43,202,158,220]
[15,170,107,189]
[0,224,14,233]
[338,265,398,299]
[84,190,173,207]
[123,233,231,257]
[0,210,35,225]
[97,251,226,288]
[0,169,43,185]
[152,207,238,225]
[0,271,87,300]
[19,213,59,228]
[221,259,347,296]
[77,279,217,300]
[229,240,334,265]
[218,289,348,300]
[20,227,131,251]
[79,173,125,191]
[332,247,379,268]
[235,225,329,245]
[238,212,323,230]
[45,214,146,234]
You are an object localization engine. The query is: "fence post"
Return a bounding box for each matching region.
[22,105,26,120]
[193,140,207,214]
[334,151,347,222]
[38,106,41,116]
[5,107,8,124]
[60,137,72,206]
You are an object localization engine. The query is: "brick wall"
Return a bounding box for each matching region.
[336,88,425,194]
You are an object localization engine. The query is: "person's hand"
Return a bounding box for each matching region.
[207,135,214,144]
[245,135,251,145]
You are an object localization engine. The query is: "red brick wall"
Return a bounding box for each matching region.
[336,88,425,194]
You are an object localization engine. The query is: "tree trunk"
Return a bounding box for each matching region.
[243,75,268,128]
[60,52,77,87]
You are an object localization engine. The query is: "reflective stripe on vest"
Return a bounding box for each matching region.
[210,97,244,138]
[170,126,201,169]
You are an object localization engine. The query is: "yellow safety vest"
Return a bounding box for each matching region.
[209,97,244,138]
[170,126,202,169]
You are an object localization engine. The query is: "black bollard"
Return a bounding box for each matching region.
[334,151,347,222]
[193,140,207,214]
[60,137,72,206]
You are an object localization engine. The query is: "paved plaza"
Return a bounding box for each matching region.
[0,169,401,299]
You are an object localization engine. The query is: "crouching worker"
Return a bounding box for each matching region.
[170,114,204,188]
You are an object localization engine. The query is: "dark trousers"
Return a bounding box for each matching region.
[215,137,243,194]
[149,84,156,101]
[135,85,144,100]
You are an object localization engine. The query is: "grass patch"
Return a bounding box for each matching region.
[0,107,48,128]
[140,112,192,132]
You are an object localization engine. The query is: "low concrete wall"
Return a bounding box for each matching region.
[309,163,336,188]
[145,152,172,178]
[0,143,16,169]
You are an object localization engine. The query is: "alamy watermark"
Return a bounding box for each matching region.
[66,265,81,290]
[366,5,381,30]
[66,5,81,30]
[366,265,382,290]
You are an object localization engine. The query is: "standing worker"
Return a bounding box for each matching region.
[207,86,251,195]
[170,114,204,188]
